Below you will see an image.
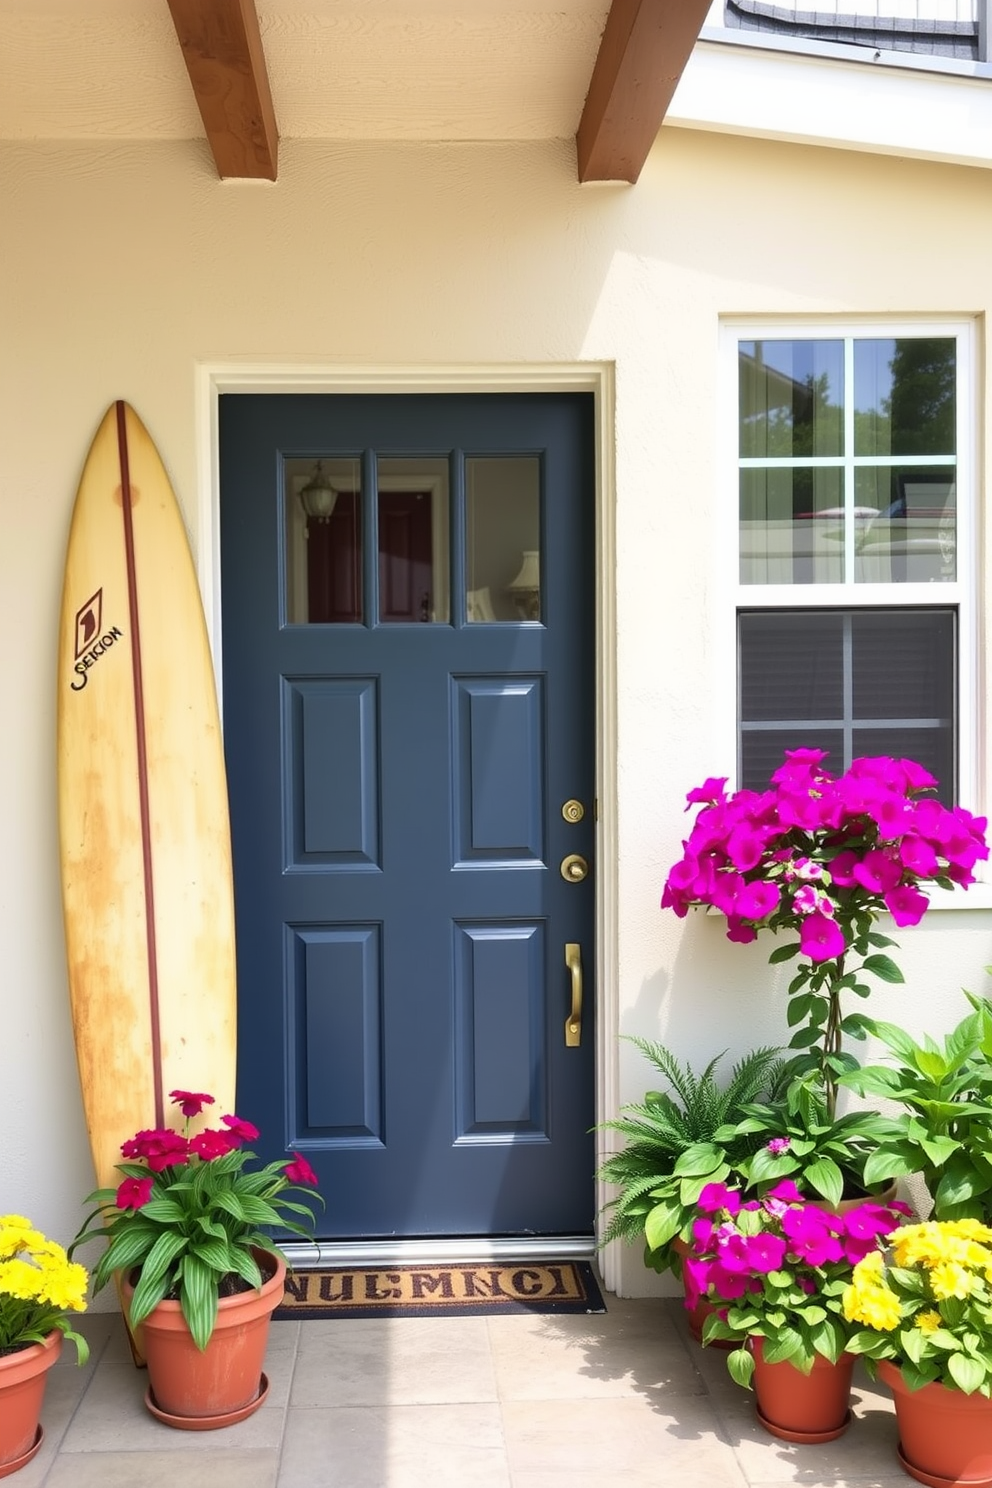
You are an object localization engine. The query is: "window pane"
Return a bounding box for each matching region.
[853,467,956,584]
[285,457,363,624]
[739,339,843,458]
[851,610,956,720]
[739,608,957,803]
[740,467,844,584]
[854,338,956,457]
[466,457,542,623]
[740,610,844,722]
[377,458,449,623]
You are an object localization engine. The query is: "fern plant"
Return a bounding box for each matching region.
[597,1038,784,1275]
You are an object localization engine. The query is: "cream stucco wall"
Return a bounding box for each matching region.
[3,128,991,1301]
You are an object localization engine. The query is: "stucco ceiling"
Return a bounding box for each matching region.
[0,0,614,143]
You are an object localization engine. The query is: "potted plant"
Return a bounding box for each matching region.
[597,1038,783,1337]
[715,1069,903,1209]
[663,751,988,1119]
[843,1217,992,1484]
[839,990,992,1222]
[70,1089,322,1429]
[0,1215,89,1474]
[687,1180,905,1442]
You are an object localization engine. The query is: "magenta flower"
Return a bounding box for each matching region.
[115,1176,153,1210]
[121,1128,190,1171]
[725,917,758,944]
[743,1232,787,1272]
[899,835,939,876]
[697,1183,741,1215]
[685,777,728,808]
[799,910,846,963]
[765,1180,804,1204]
[766,1137,791,1155]
[884,882,930,927]
[852,849,903,894]
[284,1152,319,1186]
[825,849,859,887]
[781,1208,843,1265]
[735,880,781,921]
[220,1114,261,1145]
[168,1090,215,1118]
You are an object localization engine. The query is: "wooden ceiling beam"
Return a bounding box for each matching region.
[166,0,278,180]
[576,0,711,183]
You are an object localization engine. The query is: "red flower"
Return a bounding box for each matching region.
[169,1090,215,1118]
[115,1176,153,1210]
[189,1128,235,1161]
[220,1114,260,1145]
[285,1152,319,1186]
[120,1128,190,1171]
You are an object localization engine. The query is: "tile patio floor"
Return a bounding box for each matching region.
[20,1284,912,1488]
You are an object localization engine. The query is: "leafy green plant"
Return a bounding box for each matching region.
[839,990,992,1221]
[0,1215,89,1363]
[717,1071,901,1208]
[70,1090,322,1350]
[597,1038,784,1273]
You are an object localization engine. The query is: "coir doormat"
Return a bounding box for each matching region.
[274,1259,606,1319]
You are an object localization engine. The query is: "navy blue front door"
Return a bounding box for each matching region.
[220,392,595,1239]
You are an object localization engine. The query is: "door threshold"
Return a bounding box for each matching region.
[281,1235,597,1269]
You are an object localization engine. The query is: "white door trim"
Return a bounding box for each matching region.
[193,361,621,1291]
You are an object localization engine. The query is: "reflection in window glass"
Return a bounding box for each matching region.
[739,467,844,584]
[854,338,956,457]
[376,458,450,623]
[853,468,956,584]
[739,340,843,458]
[466,457,542,622]
[284,457,362,624]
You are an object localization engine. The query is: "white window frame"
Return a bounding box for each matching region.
[717,316,981,835]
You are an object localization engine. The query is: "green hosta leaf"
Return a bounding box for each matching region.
[802,1157,844,1207]
[190,1238,235,1274]
[948,1354,987,1394]
[180,1253,219,1352]
[861,954,905,984]
[765,1271,791,1289]
[209,1190,247,1222]
[915,1050,950,1082]
[727,1347,755,1390]
[919,1134,961,1167]
[130,1229,188,1291]
[138,1198,187,1224]
[674,1143,727,1177]
[809,1317,845,1361]
[797,1304,827,1325]
[760,1327,805,1366]
[901,1327,926,1365]
[747,1149,797,1185]
[644,1199,683,1253]
[864,1147,919,1185]
[126,1269,170,1329]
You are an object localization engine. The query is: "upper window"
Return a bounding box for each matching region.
[721,2,986,64]
[729,323,974,809]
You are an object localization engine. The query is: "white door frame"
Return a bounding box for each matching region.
[193,362,621,1290]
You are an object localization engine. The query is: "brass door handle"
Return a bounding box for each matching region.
[560,854,589,883]
[564,942,582,1047]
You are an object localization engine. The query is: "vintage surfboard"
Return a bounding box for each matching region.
[57,401,237,1196]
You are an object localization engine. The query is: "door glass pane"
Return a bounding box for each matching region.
[853,467,956,584]
[466,457,542,623]
[285,457,362,624]
[739,339,844,458]
[377,458,450,623]
[740,467,844,584]
[854,338,956,457]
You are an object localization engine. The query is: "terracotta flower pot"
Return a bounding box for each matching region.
[878,1358,992,1488]
[751,1337,854,1443]
[122,1247,286,1429]
[0,1331,61,1477]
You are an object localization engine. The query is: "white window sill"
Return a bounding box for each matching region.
[926,881,992,912]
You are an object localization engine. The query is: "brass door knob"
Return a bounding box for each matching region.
[560,853,589,883]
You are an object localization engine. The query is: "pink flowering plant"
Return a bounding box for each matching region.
[685,1179,907,1388]
[70,1090,322,1350]
[663,751,988,1117]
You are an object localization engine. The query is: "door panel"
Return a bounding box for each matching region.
[220,392,595,1239]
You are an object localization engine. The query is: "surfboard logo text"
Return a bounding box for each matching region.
[71,590,123,691]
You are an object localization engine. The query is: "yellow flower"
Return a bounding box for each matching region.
[914,1310,943,1334]
[0,1259,45,1302]
[930,1261,973,1301]
[36,1260,89,1313]
[843,1282,902,1331]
